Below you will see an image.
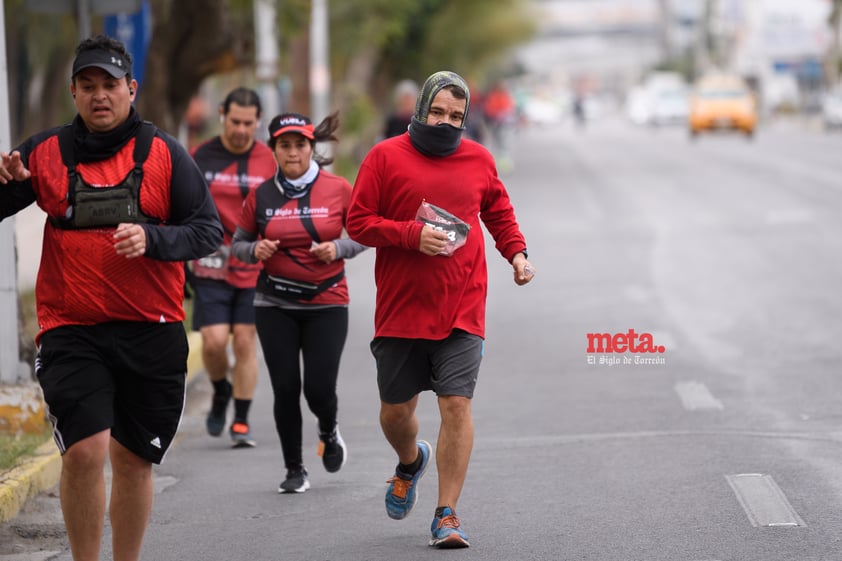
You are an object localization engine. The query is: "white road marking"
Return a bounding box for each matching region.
[674,381,724,411]
[726,473,806,527]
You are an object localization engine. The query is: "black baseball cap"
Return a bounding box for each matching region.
[72,48,131,79]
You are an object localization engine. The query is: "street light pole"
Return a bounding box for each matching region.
[255,0,281,133]
[310,0,330,123]
[77,0,91,40]
[655,0,673,64]
[310,0,331,162]
[827,0,841,87]
[0,0,26,383]
[694,0,715,76]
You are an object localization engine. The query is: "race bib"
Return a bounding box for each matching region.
[192,245,231,280]
[415,201,470,257]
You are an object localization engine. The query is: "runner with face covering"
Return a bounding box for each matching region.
[347,70,535,549]
[407,70,471,156]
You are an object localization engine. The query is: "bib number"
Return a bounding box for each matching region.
[192,245,230,280]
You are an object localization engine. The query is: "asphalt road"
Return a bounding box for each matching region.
[4,115,842,561]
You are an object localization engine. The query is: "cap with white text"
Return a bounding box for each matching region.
[268,113,315,140]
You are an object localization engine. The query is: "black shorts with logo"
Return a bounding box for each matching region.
[36,321,189,464]
[371,329,484,404]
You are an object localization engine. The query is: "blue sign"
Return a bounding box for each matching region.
[104,0,151,90]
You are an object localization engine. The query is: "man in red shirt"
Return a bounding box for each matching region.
[0,35,221,561]
[189,88,276,447]
[347,70,534,549]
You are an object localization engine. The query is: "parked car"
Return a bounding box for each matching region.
[626,72,690,127]
[648,86,690,126]
[688,74,757,139]
[821,87,842,131]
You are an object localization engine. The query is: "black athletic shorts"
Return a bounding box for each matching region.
[36,321,189,464]
[371,329,484,404]
[191,278,256,330]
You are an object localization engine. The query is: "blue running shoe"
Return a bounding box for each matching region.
[429,507,470,548]
[229,421,256,448]
[385,440,431,520]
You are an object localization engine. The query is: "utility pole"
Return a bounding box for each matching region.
[655,0,673,64]
[310,0,330,123]
[76,0,91,40]
[255,0,281,131]
[0,0,26,383]
[827,0,842,87]
[310,0,331,161]
[694,0,716,76]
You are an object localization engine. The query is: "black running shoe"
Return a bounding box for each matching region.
[206,379,232,437]
[279,467,310,493]
[318,427,347,473]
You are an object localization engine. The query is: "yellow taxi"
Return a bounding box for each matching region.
[688,74,758,138]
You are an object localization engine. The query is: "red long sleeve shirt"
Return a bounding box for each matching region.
[347,134,526,340]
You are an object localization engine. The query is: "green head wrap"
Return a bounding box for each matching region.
[414,71,471,129]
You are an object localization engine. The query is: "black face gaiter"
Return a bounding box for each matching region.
[408,117,463,157]
[71,108,142,163]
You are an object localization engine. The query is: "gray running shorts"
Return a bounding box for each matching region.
[370,329,484,404]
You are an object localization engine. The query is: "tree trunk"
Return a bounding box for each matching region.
[138,0,254,135]
[287,32,311,116]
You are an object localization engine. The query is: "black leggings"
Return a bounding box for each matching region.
[255,305,348,470]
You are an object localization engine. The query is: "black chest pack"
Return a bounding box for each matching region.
[51,122,160,229]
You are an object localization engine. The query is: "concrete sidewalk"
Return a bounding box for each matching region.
[0,331,204,524]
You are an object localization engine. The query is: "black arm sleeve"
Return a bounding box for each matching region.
[142,132,223,261]
[0,178,37,220]
[0,135,42,220]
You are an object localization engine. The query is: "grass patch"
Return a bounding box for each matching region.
[0,289,50,472]
[20,288,37,341]
[0,427,53,472]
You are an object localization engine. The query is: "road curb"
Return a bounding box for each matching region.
[0,330,204,524]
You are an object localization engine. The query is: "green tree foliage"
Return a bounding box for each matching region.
[4,0,536,154]
[140,0,256,133]
[329,0,534,111]
[419,0,535,80]
[324,0,535,170]
[3,0,79,143]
